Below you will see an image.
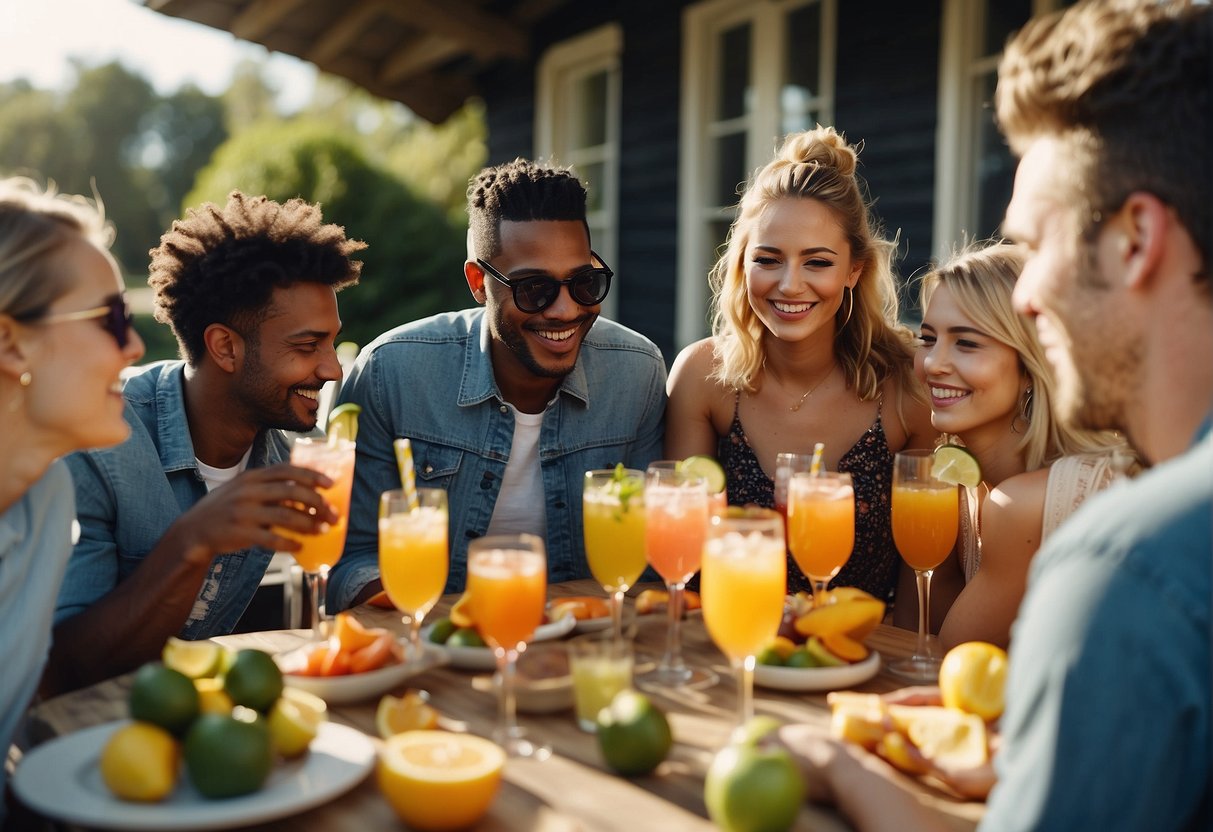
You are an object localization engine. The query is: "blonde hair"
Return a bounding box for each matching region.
[709,126,916,401]
[920,242,1123,470]
[0,177,113,320]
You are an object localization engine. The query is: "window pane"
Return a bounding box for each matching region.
[714,131,748,207]
[717,22,752,121]
[975,71,1016,238]
[581,161,606,212]
[783,2,821,127]
[708,218,734,270]
[983,0,1032,57]
[572,70,609,148]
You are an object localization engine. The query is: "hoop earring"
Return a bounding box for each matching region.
[839,286,854,330]
[1012,386,1033,434]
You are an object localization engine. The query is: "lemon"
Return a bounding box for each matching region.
[128,663,200,738]
[194,678,234,715]
[938,641,1008,721]
[268,687,327,758]
[377,731,505,831]
[162,637,225,679]
[888,705,988,770]
[931,444,981,488]
[183,709,275,799]
[326,402,361,443]
[677,455,726,494]
[98,722,179,802]
[223,649,284,713]
[376,691,440,738]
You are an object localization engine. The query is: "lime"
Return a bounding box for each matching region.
[183,709,274,799]
[128,663,200,737]
[162,637,225,679]
[268,687,327,758]
[427,617,457,644]
[755,645,785,667]
[98,722,180,802]
[784,647,819,669]
[223,649,284,713]
[932,444,981,488]
[445,627,486,648]
[596,690,673,776]
[705,717,805,832]
[677,455,726,494]
[326,402,361,442]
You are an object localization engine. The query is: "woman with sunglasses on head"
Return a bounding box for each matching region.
[910,242,1131,650]
[666,126,934,604]
[0,178,143,818]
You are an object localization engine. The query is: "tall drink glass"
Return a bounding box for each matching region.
[636,464,715,689]
[583,469,646,643]
[281,436,356,639]
[467,534,550,758]
[702,508,786,729]
[379,488,448,659]
[773,452,816,523]
[889,450,959,681]
[787,472,855,604]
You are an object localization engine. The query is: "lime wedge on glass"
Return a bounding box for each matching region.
[678,455,726,494]
[163,637,226,679]
[326,403,361,442]
[931,444,981,488]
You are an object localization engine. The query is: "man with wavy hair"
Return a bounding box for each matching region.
[44,192,364,695]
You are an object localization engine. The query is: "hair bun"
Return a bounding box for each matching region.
[778,126,858,177]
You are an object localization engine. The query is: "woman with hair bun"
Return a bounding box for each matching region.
[666,126,933,602]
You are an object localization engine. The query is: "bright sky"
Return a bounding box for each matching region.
[0,0,316,110]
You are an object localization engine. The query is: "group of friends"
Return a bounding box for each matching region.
[0,1,1208,829]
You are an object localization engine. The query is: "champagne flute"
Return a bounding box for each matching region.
[378,488,448,659]
[583,468,646,644]
[281,436,356,640]
[773,452,816,522]
[635,463,716,689]
[467,533,550,758]
[702,508,786,729]
[787,472,855,605]
[889,450,959,681]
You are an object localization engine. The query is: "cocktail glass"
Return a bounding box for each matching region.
[378,488,448,659]
[702,507,786,729]
[467,533,550,758]
[583,469,646,644]
[889,450,960,682]
[773,452,816,523]
[281,436,356,640]
[786,471,855,605]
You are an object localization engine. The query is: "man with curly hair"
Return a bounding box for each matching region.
[330,159,665,605]
[44,191,364,694]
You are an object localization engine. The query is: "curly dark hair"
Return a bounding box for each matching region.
[466,159,588,260]
[148,191,365,366]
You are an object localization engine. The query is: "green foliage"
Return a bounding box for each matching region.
[133,313,181,364]
[187,121,471,348]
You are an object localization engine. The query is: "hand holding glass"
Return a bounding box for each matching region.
[379,488,448,659]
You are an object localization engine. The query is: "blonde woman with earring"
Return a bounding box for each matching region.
[0,178,144,820]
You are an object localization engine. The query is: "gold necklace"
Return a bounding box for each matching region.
[772,365,834,412]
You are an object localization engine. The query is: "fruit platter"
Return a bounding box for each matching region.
[422,593,576,670]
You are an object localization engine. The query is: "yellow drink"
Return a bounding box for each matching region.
[702,534,786,660]
[892,484,959,570]
[583,491,646,591]
[379,505,448,616]
[467,549,546,650]
[283,438,356,572]
[569,636,633,731]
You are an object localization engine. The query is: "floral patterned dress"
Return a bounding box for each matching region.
[716,394,900,602]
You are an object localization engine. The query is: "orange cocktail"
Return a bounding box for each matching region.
[787,472,854,599]
[379,488,448,655]
[891,484,959,570]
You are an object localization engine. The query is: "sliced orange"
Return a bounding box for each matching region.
[377,731,504,831]
[449,593,475,629]
[332,612,380,653]
[376,691,440,738]
[350,632,396,674]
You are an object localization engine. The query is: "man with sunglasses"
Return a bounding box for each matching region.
[43,192,364,695]
[329,159,665,606]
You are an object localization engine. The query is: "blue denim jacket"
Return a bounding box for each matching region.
[328,309,666,608]
[56,361,291,639]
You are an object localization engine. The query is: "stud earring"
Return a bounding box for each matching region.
[19,371,31,387]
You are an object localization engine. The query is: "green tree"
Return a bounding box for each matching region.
[188,121,470,348]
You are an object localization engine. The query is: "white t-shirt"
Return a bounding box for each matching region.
[196,447,253,492]
[486,406,548,539]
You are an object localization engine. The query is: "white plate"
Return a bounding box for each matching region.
[754,651,881,692]
[571,615,612,634]
[13,720,374,831]
[276,640,448,704]
[421,614,576,671]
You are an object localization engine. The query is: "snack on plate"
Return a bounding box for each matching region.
[757,588,884,668]
[549,596,611,622]
[429,591,562,647]
[288,612,404,677]
[635,588,701,616]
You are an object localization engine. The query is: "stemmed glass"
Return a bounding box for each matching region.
[466,533,550,758]
[378,488,448,659]
[773,452,816,522]
[889,450,960,681]
[282,436,356,639]
[787,472,855,605]
[635,463,716,689]
[583,468,646,644]
[701,508,786,729]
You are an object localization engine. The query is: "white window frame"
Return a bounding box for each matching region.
[676,0,837,350]
[536,24,622,320]
[933,0,1068,259]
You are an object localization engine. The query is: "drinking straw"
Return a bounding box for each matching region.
[810,442,825,476]
[393,438,419,510]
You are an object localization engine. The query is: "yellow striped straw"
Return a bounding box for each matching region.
[393,438,419,510]
[810,442,825,476]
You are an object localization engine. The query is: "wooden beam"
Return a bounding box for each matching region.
[379,35,461,84]
[382,0,527,60]
[231,0,306,41]
[307,0,391,65]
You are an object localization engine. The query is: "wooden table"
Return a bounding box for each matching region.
[25,581,984,831]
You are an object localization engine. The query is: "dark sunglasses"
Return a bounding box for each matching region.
[476,252,613,313]
[30,293,135,349]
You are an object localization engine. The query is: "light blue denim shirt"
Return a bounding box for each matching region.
[56,361,291,639]
[328,309,666,609]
